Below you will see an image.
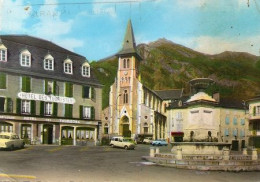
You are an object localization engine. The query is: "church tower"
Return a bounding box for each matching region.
[114,20,142,137]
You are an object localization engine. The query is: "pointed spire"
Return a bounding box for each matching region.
[117,19,141,60]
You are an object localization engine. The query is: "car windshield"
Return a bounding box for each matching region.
[0,135,10,139]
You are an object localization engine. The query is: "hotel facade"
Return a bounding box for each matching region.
[0,35,102,145]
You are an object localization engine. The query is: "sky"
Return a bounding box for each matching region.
[0,0,260,61]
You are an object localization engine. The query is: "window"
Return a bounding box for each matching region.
[83,107,91,119]
[240,119,245,125]
[45,80,54,95]
[82,62,90,77]
[44,54,54,70]
[21,100,30,114]
[21,124,31,140]
[225,116,230,125]
[123,90,128,104]
[233,117,237,125]
[0,49,7,62]
[64,58,73,74]
[45,102,52,115]
[123,58,130,68]
[20,50,31,67]
[123,59,126,68]
[143,122,148,134]
[224,128,229,136]
[233,129,238,137]
[82,86,95,99]
[240,129,245,137]
[0,122,13,132]
[0,73,6,89]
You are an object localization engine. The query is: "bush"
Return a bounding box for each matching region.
[101,136,110,146]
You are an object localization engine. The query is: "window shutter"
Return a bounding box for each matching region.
[40,101,44,116]
[65,104,73,118]
[16,98,21,114]
[53,81,57,95]
[26,76,31,92]
[70,83,73,97]
[22,76,26,92]
[82,86,84,98]
[31,100,36,115]
[6,98,12,113]
[91,87,95,99]
[91,106,95,120]
[65,82,73,97]
[79,105,83,119]
[53,103,58,116]
[44,80,48,94]
[0,73,6,89]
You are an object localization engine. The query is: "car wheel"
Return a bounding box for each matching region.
[158,143,161,146]
[10,145,14,151]
[124,146,128,150]
[111,144,114,148]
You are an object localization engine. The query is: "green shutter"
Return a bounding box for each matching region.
[91,87,95,99]
[253,106,256,116]
[16,98,21,114]
[70,83,73,97]
[22,76,31,92]
[79,105,83,119]
[53,103,58,116]
[6,98,12,113]
[31,100,36,115]
[82,86,84,98]
[0,73,6,89]
[22,76,26,92]
[40,101,44,116]
[53,81,57,95]
[65,82,72,97]
[44,80,48,94]
[91,107,95,120]
[65,104,73,118]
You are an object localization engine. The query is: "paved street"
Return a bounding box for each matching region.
[0,144,260,182]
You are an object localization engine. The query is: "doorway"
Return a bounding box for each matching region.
[120,116,130,137]
[43,124,53,144]
[231,140,239,151]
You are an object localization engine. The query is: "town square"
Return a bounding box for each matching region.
[0,0,260,181]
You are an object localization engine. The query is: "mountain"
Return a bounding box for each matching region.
[91,38,260,109]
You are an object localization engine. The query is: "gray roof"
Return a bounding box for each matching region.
[116,20,142,60]
[0,35,102,87]
[155,89,183,100]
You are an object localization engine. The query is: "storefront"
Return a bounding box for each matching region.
[0,115,99,146]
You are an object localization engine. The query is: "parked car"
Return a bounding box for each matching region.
[110,137,135,150]
[0,132,25,150]
[151,139,168,146]
[143,137,153,144]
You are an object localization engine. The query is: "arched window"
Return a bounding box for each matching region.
[126,59,130,68]
[44,54,54,70]
[123,59,126,68]
[64,58,73,74]
[82,62,90,77]
[123,90,128,104]
[20,49,31,67]
[0,42,7,62]
[104,123,109,134]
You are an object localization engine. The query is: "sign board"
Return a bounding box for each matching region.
[18,92,75,104]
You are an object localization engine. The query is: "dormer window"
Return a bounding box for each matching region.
[0,43,7,62]
[64,58,73,74]
[44,54,54,71]
[82,62,90,77]
[20,49,31,67]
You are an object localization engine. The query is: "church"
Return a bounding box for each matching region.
[102,20,182,141]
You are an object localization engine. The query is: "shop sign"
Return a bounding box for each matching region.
[18,92,75,104]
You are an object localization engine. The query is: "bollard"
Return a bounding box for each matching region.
[150,147,155,157]
[223,148,230,160]
[176,146,182,160]
[242,148,248,155]
[155,147,160,154]
[252,149,258,161]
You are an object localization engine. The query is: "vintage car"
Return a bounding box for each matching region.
[151,139,168,146]
[0,132,25,150]
[110,137,135,150]
[143,137,153,144]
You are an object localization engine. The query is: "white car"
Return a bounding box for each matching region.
[143,137,153,144]
[110,137,135,150]
[0,132,25,150]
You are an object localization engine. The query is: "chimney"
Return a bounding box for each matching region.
[213,92,220,102]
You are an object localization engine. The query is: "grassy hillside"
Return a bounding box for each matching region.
[91,39,260,109]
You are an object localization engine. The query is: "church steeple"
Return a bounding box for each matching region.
[117,20,142,60]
